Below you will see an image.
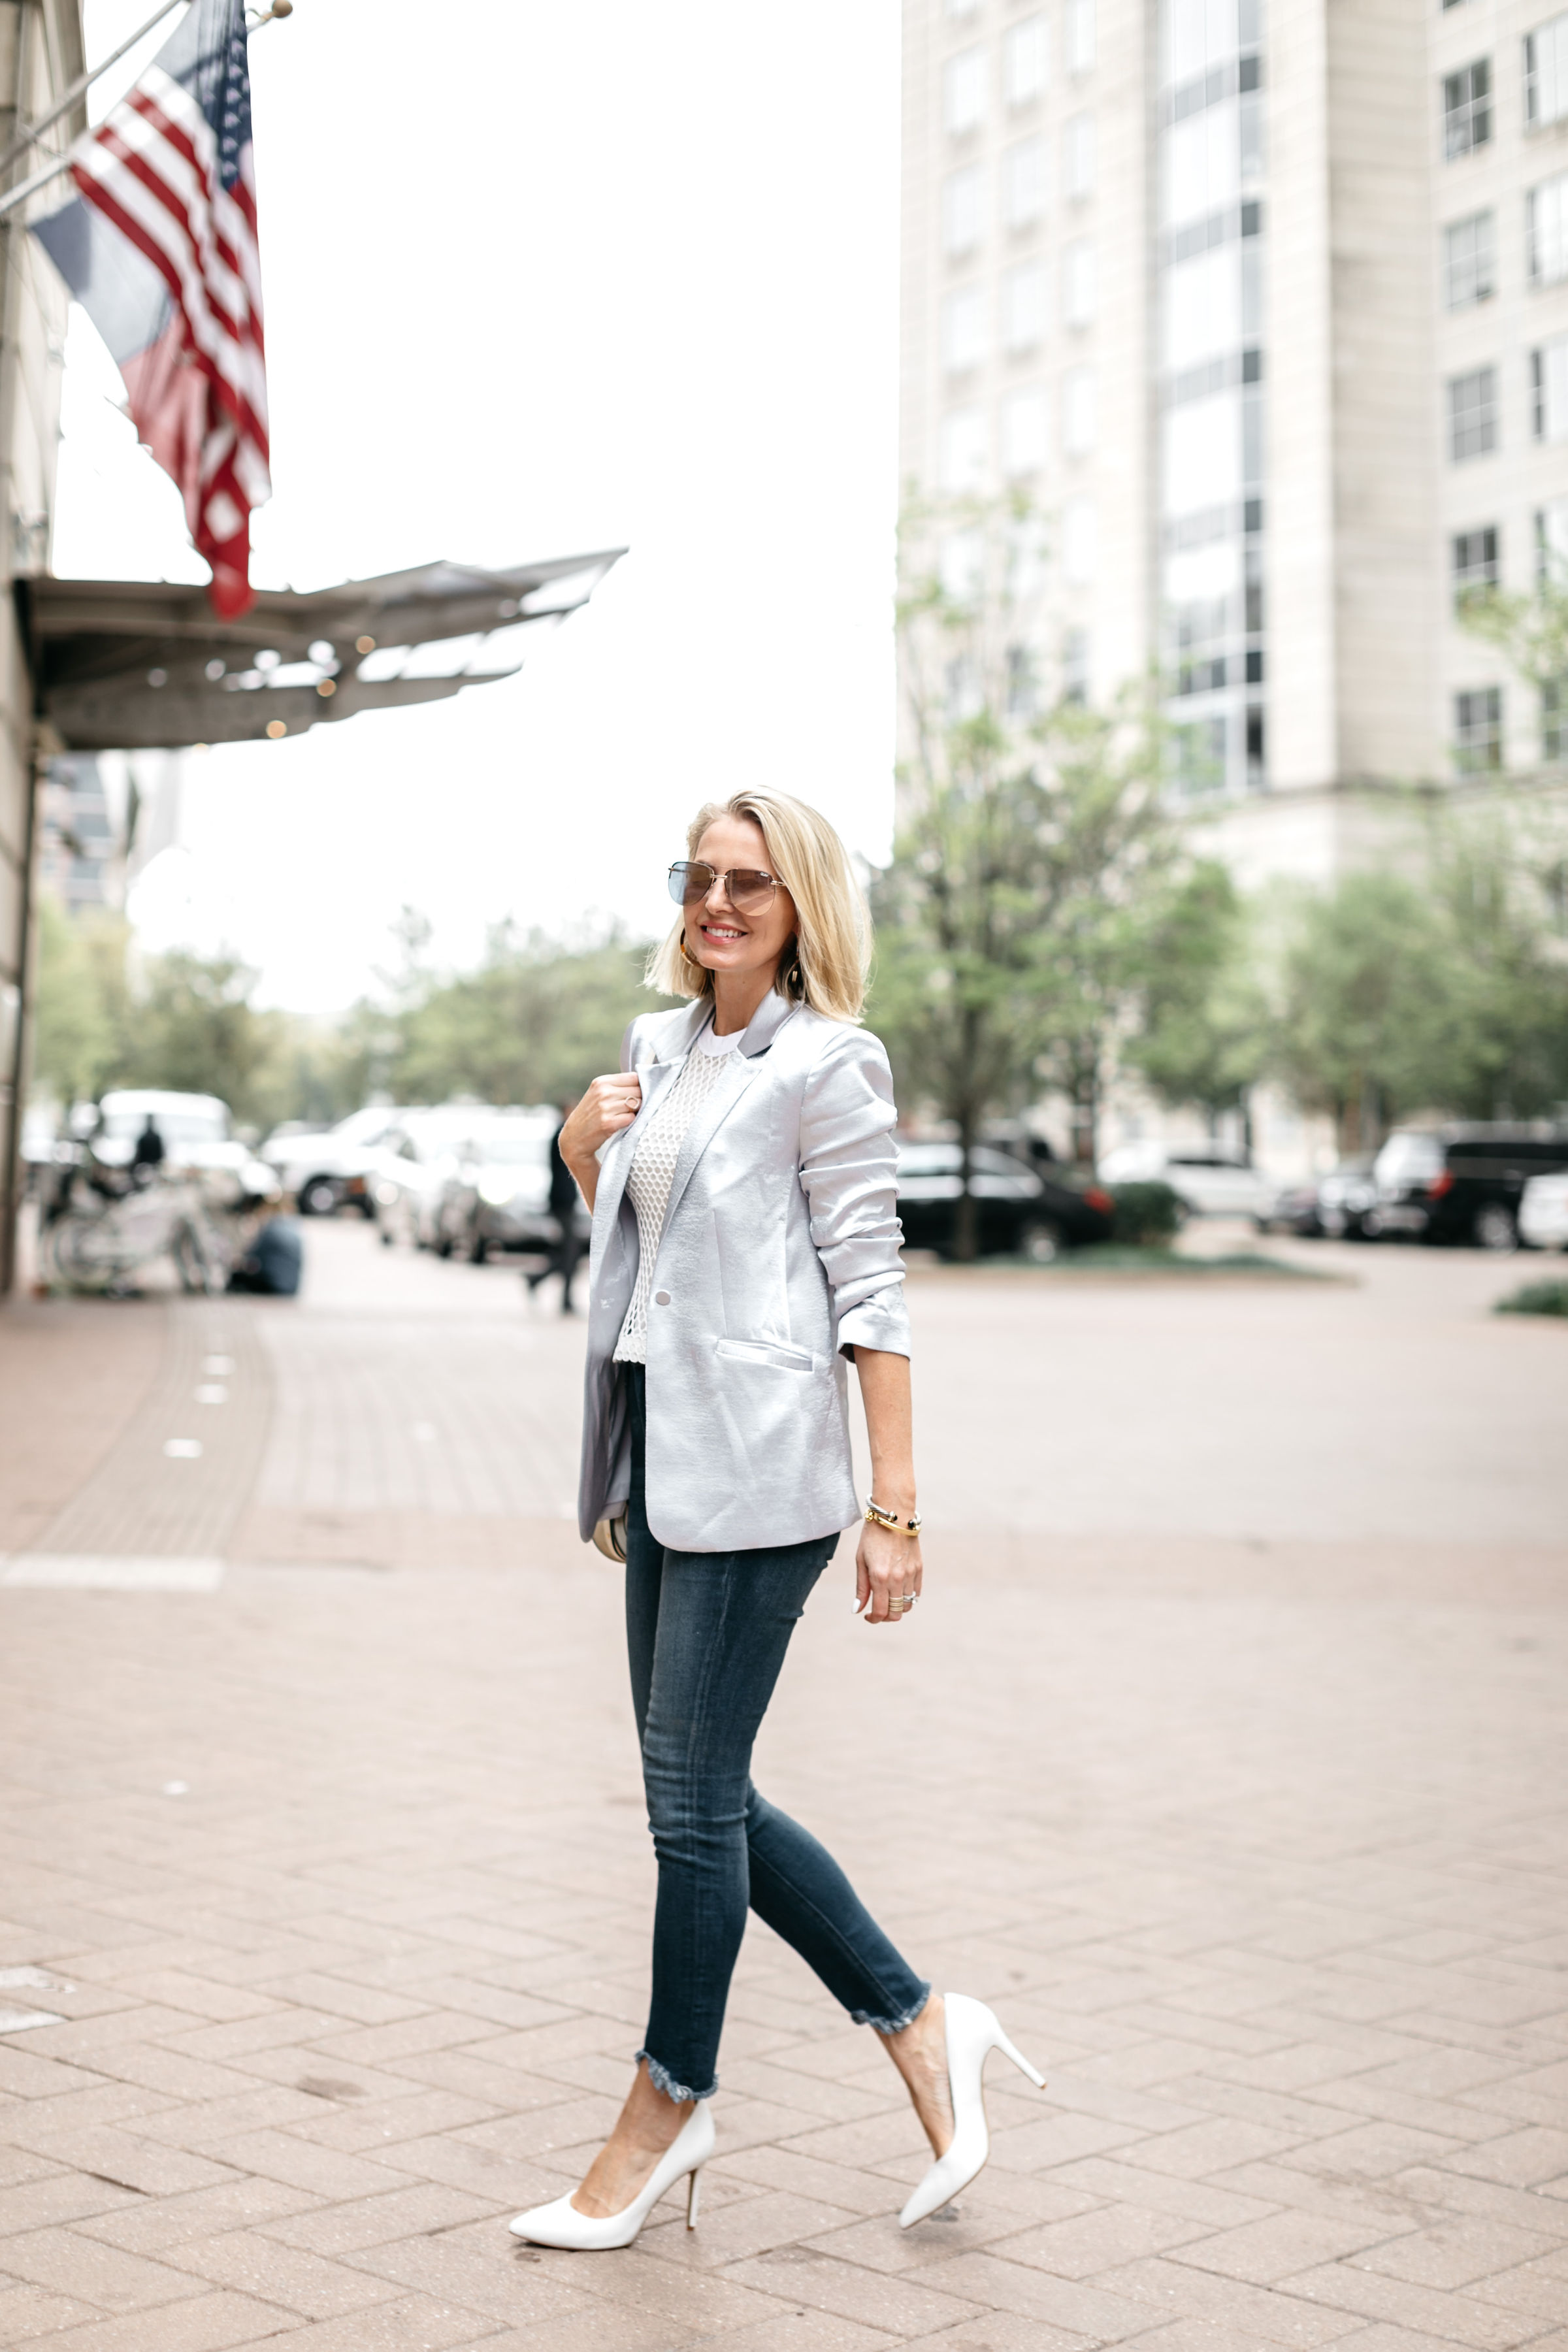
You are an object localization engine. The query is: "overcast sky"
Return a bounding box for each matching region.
[57,0,902,1011]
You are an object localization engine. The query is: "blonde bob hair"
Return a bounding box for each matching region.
[647,790,871,1024]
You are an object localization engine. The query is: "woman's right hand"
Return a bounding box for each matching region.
[560,1073,643,1212]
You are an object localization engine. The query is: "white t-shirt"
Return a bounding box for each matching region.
[613,1022,743,1364]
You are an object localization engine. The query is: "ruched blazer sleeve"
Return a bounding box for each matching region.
[576,993,909,1553]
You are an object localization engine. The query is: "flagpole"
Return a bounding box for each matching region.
[0,0,186,183]
[0,0,292,222]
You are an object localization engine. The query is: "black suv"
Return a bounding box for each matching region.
[1371,1126,1568,1251]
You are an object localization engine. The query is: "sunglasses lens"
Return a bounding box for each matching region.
[728,871,775,913]
[669,862,708,907]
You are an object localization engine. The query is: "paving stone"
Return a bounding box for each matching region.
[2,1229,1566,2352]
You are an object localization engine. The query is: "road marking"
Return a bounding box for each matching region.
[0,1556,225,1590]
[164,1437,203,1458]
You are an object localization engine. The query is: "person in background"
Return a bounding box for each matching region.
[131,1113,165,1182]
[527,1097,583,1315]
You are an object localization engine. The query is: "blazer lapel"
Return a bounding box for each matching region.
[592,1005,704,1241]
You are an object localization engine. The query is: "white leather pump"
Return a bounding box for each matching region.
[508,2100,715,2251]
[898,1992,1047,2229]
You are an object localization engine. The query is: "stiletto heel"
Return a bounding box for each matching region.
[994,2027,1047,2089]
[685,2166,702,2227]
[510,2102,715,2250]
[898,1993,1047,2230]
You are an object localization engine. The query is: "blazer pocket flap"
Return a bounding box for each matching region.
[715,1337,817,1374]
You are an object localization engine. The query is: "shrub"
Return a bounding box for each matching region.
[1108,1181,1185,1248]
[1495,1279,1568,1318]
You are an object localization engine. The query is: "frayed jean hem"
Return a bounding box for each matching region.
[637,2048,717,2103]
[853,1982,932,2036]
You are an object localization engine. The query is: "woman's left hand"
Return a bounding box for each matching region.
[855,1520,924,1627]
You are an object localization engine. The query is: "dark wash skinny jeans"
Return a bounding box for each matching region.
[623,1365,929,2102]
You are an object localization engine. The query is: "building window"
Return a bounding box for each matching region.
[943,165,985,259]
[1448,365,1498,459]
[1530,172,1568,283]
[1443,60,1492,159]
[1063,112,1096,201]
[1165,246,1243,372]
[1002,259,1049,353]
[1452,527,1500,604]
[1164,102,1241,229]
[1004,136,1047,228]
[1066,0,1096,76]
[1063,237,1097,327]
[1004,14,1048,107]
[1526,12,1568,126]
[1543,680,1568,760]
[1062,627,1090,704]
[939,407,988,491]
[1538,495,1568,578]
[1173,716,1229,797]
[1533,335,1568,436]
[1002,385,1049,475]
[1063,365,1098,455]
[1062,496,1098,584]
[942,284,987,372]
[1005,644,1038,719]
[1443,212,1495,307]
[1454,687,1503,773]
[944,46,987,136]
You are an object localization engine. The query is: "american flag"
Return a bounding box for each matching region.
[33,0,269,618]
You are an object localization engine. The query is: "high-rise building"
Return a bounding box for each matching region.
[899,0,1568,886]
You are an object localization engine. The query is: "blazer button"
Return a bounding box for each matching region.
[654,1290,671,1305]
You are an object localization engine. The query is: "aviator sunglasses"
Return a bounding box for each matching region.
[668,860,780,915]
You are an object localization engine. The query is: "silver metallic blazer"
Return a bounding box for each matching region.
[576,990,911,1553]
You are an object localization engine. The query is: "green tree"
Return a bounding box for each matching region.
[31,895,132,1106]
[118,948,285,1126]
[1125,860,1270,1133]
[871,493,1240,1249]
[388,921,673,1107]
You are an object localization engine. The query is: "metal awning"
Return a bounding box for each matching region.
[19,547,625,751]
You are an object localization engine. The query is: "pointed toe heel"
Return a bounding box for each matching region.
[898,1993,1047,2230]
[509,2101,715,2250]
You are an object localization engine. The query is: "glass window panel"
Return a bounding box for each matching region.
[1529,172,1568,283]
[943,284,988,371]
[943,164,985,257]
[1454,687,1503,774]
[1064,112,1096,199]
[1164,0,1238,84]
[1164,389,1243,514]
[1063,237,1097,327]
[945,46,988,134]
[1164,246,1243,369]
[939,407,988,489]
[1526,12,1568,125]
[1164,102,1239,226]
[1539,495,1568,578]
[1002,387,1050,475]
[1443,60,1492,160]
[941,529,985,602]
[1066,0,1097,74]
[1004,259,1049,351]
[1004,14,1049,105]
[1165,539,1240,608]
[1062,496,1098,582]
[1443,210,1495,306]
[1535,338,1568,438]
[1004,135,1048,227]
[1063,365,1098,454]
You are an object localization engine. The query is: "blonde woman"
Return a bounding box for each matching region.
[508,791,1044,2253]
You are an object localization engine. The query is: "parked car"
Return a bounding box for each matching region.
[1256,1157,1377,1239]
[260,1105,408,1217]
[1520,1171,1568,1252]
[894,1141,1113,1261]
[1099,1140,1269,1218]
[369,1109,476,1248]
[428,1111,585,1262]
[1372,1125,1568,1251]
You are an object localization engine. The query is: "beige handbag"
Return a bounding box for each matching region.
[591,1512,628,1563]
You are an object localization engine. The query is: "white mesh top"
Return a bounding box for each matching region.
[613,1026,743,1365]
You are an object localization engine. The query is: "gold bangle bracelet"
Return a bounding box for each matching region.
[864,1497,922,1536]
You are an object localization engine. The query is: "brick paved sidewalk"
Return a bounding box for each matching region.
[0,1226,1565,2351]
